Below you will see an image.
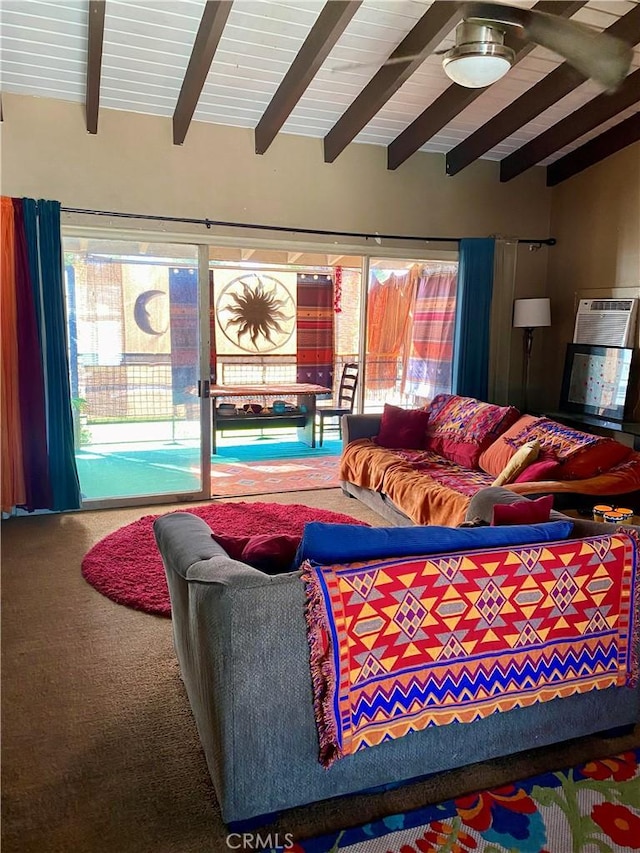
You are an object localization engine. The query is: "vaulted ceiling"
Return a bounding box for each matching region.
[1,0,639,185]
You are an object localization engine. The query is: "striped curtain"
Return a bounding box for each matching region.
[404,264,458,400]
[296,273,334,388]
[0,197,81,514]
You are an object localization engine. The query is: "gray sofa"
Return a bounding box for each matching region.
[153,487,640,824]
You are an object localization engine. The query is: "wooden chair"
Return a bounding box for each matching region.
[315,363,358,446]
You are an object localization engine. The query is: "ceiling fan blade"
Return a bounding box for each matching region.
[463,2,633,90]
[522,10,632,90]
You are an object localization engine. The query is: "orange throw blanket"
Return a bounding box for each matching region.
[339,439,491,526]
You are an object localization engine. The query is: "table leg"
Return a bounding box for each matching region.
[212,404,218,454]
[297,394,316,448]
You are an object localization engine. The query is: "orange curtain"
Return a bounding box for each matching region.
[366,265,419,390]
[1,197,26,510]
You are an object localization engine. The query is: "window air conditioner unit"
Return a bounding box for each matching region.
[573,298,638,348]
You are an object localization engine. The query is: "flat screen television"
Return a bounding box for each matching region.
[559,343,633,422]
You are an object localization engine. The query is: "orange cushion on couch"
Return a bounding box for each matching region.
[479,415,541,478]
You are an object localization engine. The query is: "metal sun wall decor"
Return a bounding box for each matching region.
[213,270,297,355]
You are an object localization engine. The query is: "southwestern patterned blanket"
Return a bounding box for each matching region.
[302,531,639,768]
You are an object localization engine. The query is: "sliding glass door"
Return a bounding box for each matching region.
[63,238,208,503]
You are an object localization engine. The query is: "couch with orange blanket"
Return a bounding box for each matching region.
[340,394,640,527]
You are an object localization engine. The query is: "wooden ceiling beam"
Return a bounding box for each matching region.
[323,1,461,164]
[86,0,106,134]
[255,1,362,155]
[500,68,640,181]
[173,1,233,145]
[546,112,640,186]
[446,3,640,176]
[387,1,585,171]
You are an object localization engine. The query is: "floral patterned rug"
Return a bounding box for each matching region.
[285,747,640,853]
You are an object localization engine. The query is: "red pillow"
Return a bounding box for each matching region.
[374,404,430,450]
[491,495,554,526]
[556,439,631,480]
[212,532,301,574]
[514,458,561,483]
[211,533,250,560]
[241,533,300,574]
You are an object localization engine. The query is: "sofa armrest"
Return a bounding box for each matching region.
[465,486,633,538]
[466,487,581,525]
[342,413,382,448]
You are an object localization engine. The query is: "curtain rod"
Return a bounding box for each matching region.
[60,206,556,247]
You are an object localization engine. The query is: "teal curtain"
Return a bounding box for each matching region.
[452,238,496,401]
[24,199,81,511]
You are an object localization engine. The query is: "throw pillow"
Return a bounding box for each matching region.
[293,517,573,567]
[478,414,542,477]
[241,533,301,574]
[424,394,520,469]
[514,457,561,483]
[212,532,301,574]
[555,439,632,480]
[491,440,540,487]
[211,533,250,561]
[492,494,554,526]
[374,403,430,450]
[497,418,632,481]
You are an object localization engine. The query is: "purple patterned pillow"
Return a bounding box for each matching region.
[505,417,599,461]
[425,394,520,469]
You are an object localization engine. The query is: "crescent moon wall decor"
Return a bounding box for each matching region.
[123,265,170,355]
[134,289,169,336]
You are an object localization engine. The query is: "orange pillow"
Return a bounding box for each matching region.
[478,415,542,478]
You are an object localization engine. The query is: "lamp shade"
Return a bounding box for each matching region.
[513,298,551,328]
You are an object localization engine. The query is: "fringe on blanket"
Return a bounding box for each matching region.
[301,559,343,768]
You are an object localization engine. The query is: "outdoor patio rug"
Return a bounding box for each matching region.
[210,454,340,497]
[81,501,366,616]
[284,747,640,852]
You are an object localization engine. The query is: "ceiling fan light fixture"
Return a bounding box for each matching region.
[443,21,515,88]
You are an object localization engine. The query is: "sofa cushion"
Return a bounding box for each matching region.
[492,440,540,486]
[425,394,520,469]
[212,532,300,574]
[374,403,430,449]
[478,414,541,477]
[294,517,573,567]
[514,457,562,483]
[555,440,632,480]
[492,494,554,526]
[505,417,632,480]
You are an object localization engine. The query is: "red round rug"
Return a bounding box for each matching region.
[81,501,366,617]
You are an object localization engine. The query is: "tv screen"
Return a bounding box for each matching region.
[559,343,633,422]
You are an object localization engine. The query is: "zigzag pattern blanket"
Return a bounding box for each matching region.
[302,531,639,768]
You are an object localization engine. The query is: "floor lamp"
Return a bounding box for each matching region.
[513,298,551,413]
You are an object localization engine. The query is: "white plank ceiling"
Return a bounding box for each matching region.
[1,0,638,169]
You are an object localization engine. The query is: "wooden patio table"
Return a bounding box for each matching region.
[209,383,331,452]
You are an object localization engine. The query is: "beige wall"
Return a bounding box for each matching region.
[540,142,640,414]
[0,93,552,244]
[1,92,571,411]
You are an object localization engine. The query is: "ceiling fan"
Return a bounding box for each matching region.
[440,2,632,90]
[334,2,632,92]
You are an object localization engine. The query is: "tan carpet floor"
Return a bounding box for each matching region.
[2,488,638,853]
